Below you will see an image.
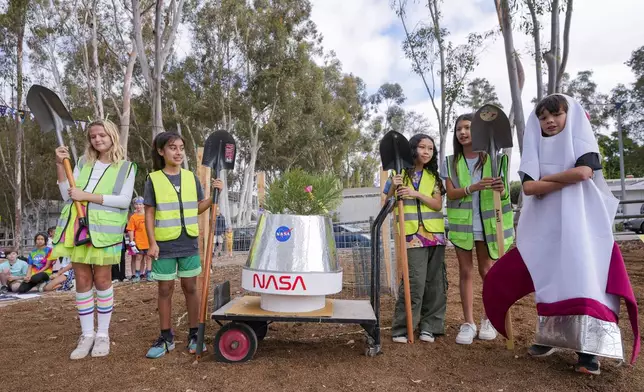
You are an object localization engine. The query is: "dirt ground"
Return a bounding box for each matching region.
[1,243,643,392]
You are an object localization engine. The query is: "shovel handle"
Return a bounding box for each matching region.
[63,158,86,219]
[196,202,219,360]
[493,190,514,350]
[396,198,414,344]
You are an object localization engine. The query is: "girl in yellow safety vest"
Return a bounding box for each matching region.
[52,119,136,360]
[441,113,512,346]
[384,134,447,344]
[144,132,223,359]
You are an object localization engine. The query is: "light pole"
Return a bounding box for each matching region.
[615,102,626,201]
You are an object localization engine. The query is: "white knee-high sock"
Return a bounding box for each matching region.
[96,286,114,338]
[75,290,95,337]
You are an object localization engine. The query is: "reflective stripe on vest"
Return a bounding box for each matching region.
[394,169,445,235]
[445,154,514,258]
[53,159,134,248]
[149,169,199,241]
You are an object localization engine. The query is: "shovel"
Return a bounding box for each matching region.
[379,130,415,343]
[26,85,91,246]
[195,130,237,360]
[471,103,515,350]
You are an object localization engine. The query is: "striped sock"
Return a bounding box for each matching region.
[96,286,114,338]
[75,290,95,337]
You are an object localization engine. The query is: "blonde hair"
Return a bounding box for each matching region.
[83,119,125,164]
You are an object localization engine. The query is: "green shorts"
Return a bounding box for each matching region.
[151,255,202,281]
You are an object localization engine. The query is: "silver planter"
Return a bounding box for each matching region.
[242,213,343,312]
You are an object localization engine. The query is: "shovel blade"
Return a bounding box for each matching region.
[26,85,75,133]
[202,130,236,174]
[379,131,414,173]
[471,104,513,154]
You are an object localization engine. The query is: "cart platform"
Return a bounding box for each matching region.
[211,296,377,325]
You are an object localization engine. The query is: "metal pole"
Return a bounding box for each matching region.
[616,102,626,201]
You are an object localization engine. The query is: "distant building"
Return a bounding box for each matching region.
[606,177,644,220]
[334,187,382,223]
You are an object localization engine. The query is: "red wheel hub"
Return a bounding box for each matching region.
[218,328,250,361]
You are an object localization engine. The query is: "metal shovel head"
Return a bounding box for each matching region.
[471,104,513,154]
[379,130,414,173]
[202,130,236,173]
[26,85,75,133]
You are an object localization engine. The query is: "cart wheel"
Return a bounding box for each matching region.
[214,322,258,363]
[245,321,268,341]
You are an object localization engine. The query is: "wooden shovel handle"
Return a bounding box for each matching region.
[493,190,514,350]
[199,203,218,324]
[63,158,85,219]
[396,199,414,344]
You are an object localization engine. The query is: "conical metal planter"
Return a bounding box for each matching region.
[241,213,343,312]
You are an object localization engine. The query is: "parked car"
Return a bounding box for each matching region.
[624,218,644,234]
[333,224,371,248]
[233,228,255,252]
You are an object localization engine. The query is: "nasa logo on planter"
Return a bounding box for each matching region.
[275,226,293,242]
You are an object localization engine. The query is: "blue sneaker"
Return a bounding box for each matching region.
[146,335,175,359]
[188,334,207,354]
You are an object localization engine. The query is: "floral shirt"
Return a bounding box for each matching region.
[383,170,446,249]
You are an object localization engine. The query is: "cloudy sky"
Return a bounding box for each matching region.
[308,0,642,180]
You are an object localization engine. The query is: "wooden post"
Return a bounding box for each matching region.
[379,169,394,295]
[197,147,211,291]
[257,171,266,212]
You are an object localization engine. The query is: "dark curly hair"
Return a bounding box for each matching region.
[406,134,446,195]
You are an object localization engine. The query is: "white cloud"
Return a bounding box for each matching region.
[310,0,644,180]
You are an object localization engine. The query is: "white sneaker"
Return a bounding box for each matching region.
[91,335,111,357]
[392,335,408,343]
[70,334,95,360]
[478,319,497,341]
[455,323,477,345]
[419,331,435,343]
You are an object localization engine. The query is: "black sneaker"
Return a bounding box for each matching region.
[146,335,175,359]
[528,344,558,357]
[575,354,600,375]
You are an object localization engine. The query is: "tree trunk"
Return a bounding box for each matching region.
[15,5,27,249]
[120,48,137,156]
[172,101,189,169]
[152,0,164,135]
[428,0,447,167]
[91,5,104,119]
[526,0,544,102]
[236,129,260,226]
[557,0,573,90]
[496,0,526,154]
[545,0,560,94]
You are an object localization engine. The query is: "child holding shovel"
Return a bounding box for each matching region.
[144,131,223,359]
[442,113,514,345]
[52,119,137,359]
[383,134,447,344]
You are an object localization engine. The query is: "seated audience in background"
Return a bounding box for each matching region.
[17,232,53,293]
[0,248,29,293]
[44,256,75,292]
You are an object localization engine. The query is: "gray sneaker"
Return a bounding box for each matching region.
[91,335,111,357]
[70,335,95,360]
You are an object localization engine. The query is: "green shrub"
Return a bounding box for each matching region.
[264,169,343,216]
